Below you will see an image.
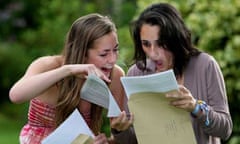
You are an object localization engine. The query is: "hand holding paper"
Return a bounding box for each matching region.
[80,74,121,117]
[120,69,196,144]
[81,74,133,132]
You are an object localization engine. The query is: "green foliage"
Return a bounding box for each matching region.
[113,1,137,27]
[0,113,22,144]
[117,26,135,72]
[0,102,28,144]
[0,42,31,102]
[19,0,84,56]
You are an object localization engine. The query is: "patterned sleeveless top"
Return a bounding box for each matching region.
[19,98,92,144]
[20,98,56,144]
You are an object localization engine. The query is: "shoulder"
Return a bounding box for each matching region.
[197,52,215,61]
[109,65,125,87]
[186,52,222,77]
[189,52,218,68]
[110,65,125,93]
[112,64,125,77]
[127,59,155,76]
[26,55,63,74]
[127,64,146,76]
[127,64,137,76]
[32,55,62,66]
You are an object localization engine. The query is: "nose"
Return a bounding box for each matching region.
[148,43,159,58]
[107,52,117,64]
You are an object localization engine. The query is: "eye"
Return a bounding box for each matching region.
[157,40,164,47]
[141,40,151,48]
[114,48,119,53]
[100,53,107,57]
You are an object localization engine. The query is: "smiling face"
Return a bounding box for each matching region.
[86,31,119,77]
[140,24,173,72]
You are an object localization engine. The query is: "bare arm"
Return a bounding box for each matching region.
[9,56,110,104]
[9,56,70,103]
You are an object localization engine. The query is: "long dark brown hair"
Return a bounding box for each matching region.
[56,13,116,134]
[130,3,201,76]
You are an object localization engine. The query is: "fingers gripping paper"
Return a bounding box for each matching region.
[120,69,196,144]
[80,74,121,117]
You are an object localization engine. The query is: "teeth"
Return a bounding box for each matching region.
[104,66,113,69]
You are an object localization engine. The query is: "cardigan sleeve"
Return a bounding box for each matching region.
[111,126,138,144]
[194,56,232,140]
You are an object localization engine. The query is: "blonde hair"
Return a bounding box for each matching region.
[56,13,116,134]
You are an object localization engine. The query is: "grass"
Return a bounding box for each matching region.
[0,113,23,144]
[0,102,28,144]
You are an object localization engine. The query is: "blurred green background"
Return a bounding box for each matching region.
[0,0,239,143]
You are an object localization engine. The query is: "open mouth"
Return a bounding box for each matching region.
[154,60,163,66]
[154,60,164,71]
[101,67,112,76]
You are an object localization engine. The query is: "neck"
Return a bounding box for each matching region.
[176,74,184,85]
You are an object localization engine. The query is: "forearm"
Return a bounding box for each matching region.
[195,108,232,140]
[9,65,71,103]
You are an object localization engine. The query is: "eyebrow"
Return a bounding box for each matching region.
[141,39,158,42]
[103,43,119,52]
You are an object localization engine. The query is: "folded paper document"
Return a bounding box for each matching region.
[80,74,121,117]
[120,69,196,144]
[71,134,94,144]
[42,109,94,144]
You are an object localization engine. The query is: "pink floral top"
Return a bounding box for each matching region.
[20,98,56,144]
[19,98,93,144]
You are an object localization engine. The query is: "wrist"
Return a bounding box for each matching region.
[191,102,200,116]
[59,65,71,77]
[191,100,203,116]
[191,100,210,126]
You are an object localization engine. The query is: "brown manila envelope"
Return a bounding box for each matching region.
[121,69,196,144]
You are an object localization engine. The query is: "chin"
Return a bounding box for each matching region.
[156,68,167,72]
[103,72,111,78]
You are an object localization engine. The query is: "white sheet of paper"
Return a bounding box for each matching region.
[41,109,94,144]
[121,69,179,98]
[81,74,121,117]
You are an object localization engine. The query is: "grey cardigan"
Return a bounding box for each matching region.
[113,53,232,144]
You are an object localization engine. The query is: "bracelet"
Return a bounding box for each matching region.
[191,100,210,126]
[191,102,200,115]
[199,100,210,126]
